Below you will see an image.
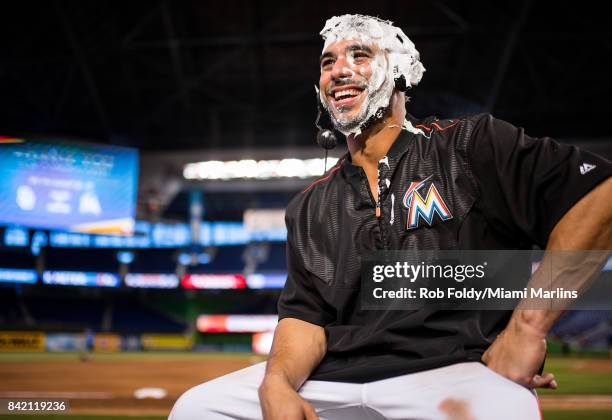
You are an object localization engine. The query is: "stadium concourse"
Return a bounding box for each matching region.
[0,135,347,355]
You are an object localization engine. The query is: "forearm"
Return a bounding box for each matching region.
[262,318,327,390]
[513,177,612,333]
[514,252,609,333]
[483,179,611,388]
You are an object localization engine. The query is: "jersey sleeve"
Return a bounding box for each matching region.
[469,114,612,248]
[277,208,335,326]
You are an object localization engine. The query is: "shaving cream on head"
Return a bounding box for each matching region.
[319,14,425,135]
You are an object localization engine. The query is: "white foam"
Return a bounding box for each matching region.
[319,14,425,135]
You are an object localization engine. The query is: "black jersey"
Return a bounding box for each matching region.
[278,113,612,383]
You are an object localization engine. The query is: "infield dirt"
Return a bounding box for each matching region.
[0,354,610,415]
[0,353,260,415]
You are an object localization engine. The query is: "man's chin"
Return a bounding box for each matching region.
[331,118,364,135]
[330,109,363,127]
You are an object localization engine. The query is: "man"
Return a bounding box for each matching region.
[170,14,612,420]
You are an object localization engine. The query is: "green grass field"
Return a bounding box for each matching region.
[539,357,612,395]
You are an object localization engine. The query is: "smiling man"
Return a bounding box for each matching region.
[170,14,612,420]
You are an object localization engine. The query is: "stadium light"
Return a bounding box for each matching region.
[183,158,339,180]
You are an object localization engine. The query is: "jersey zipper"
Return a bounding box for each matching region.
[376,168,387,250]
[377,200,386,249]
[360,166,387,250]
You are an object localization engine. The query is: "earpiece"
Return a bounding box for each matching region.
[314,104,338,174]
[316,129,337,150]
[394,75,407,92]
[315,104,338,150]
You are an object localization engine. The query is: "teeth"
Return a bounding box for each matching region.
[334,89,361,100]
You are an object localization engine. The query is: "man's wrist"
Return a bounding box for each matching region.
[260,371,295,392]
[511,309,558,338]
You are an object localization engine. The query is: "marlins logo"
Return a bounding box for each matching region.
[402,175,453,230]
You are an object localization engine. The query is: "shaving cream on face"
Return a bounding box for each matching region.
[319,14,425,136]
[322,48,394,135]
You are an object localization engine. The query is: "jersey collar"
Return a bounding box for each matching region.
[341,128,416,181]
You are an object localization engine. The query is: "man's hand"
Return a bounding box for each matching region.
[258,318,325,420]
[258,375,318,420]
[482,314,558,389]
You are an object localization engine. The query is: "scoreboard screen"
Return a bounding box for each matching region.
[0,137,138,234]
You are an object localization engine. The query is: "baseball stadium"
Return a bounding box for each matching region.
[1,1,612,420]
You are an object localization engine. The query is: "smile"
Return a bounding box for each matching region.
[329,88,365,108]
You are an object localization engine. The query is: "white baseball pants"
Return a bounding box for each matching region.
[169,361,541,420]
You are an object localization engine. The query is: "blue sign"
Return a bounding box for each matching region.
[3,226,29,246]
[42,271,120,287]
[246,273,287,289]
[0,268,37,284]
[2,222,289,250]
[0,139,138,234]
[124,273,179,289]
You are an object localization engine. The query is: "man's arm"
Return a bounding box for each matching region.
[258,318,326,420]
[262,203,334,419]
[483,177,612,388]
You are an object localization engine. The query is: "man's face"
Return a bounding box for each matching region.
[319,39,388,133]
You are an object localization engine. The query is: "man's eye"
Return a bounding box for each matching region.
[321,59,334,68]
[353,52,369,59]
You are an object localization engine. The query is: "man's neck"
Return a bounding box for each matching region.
[346,115,402,169]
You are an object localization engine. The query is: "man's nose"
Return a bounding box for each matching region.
[330,56,354,80]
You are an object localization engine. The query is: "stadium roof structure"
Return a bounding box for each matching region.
[1,0,612,152]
